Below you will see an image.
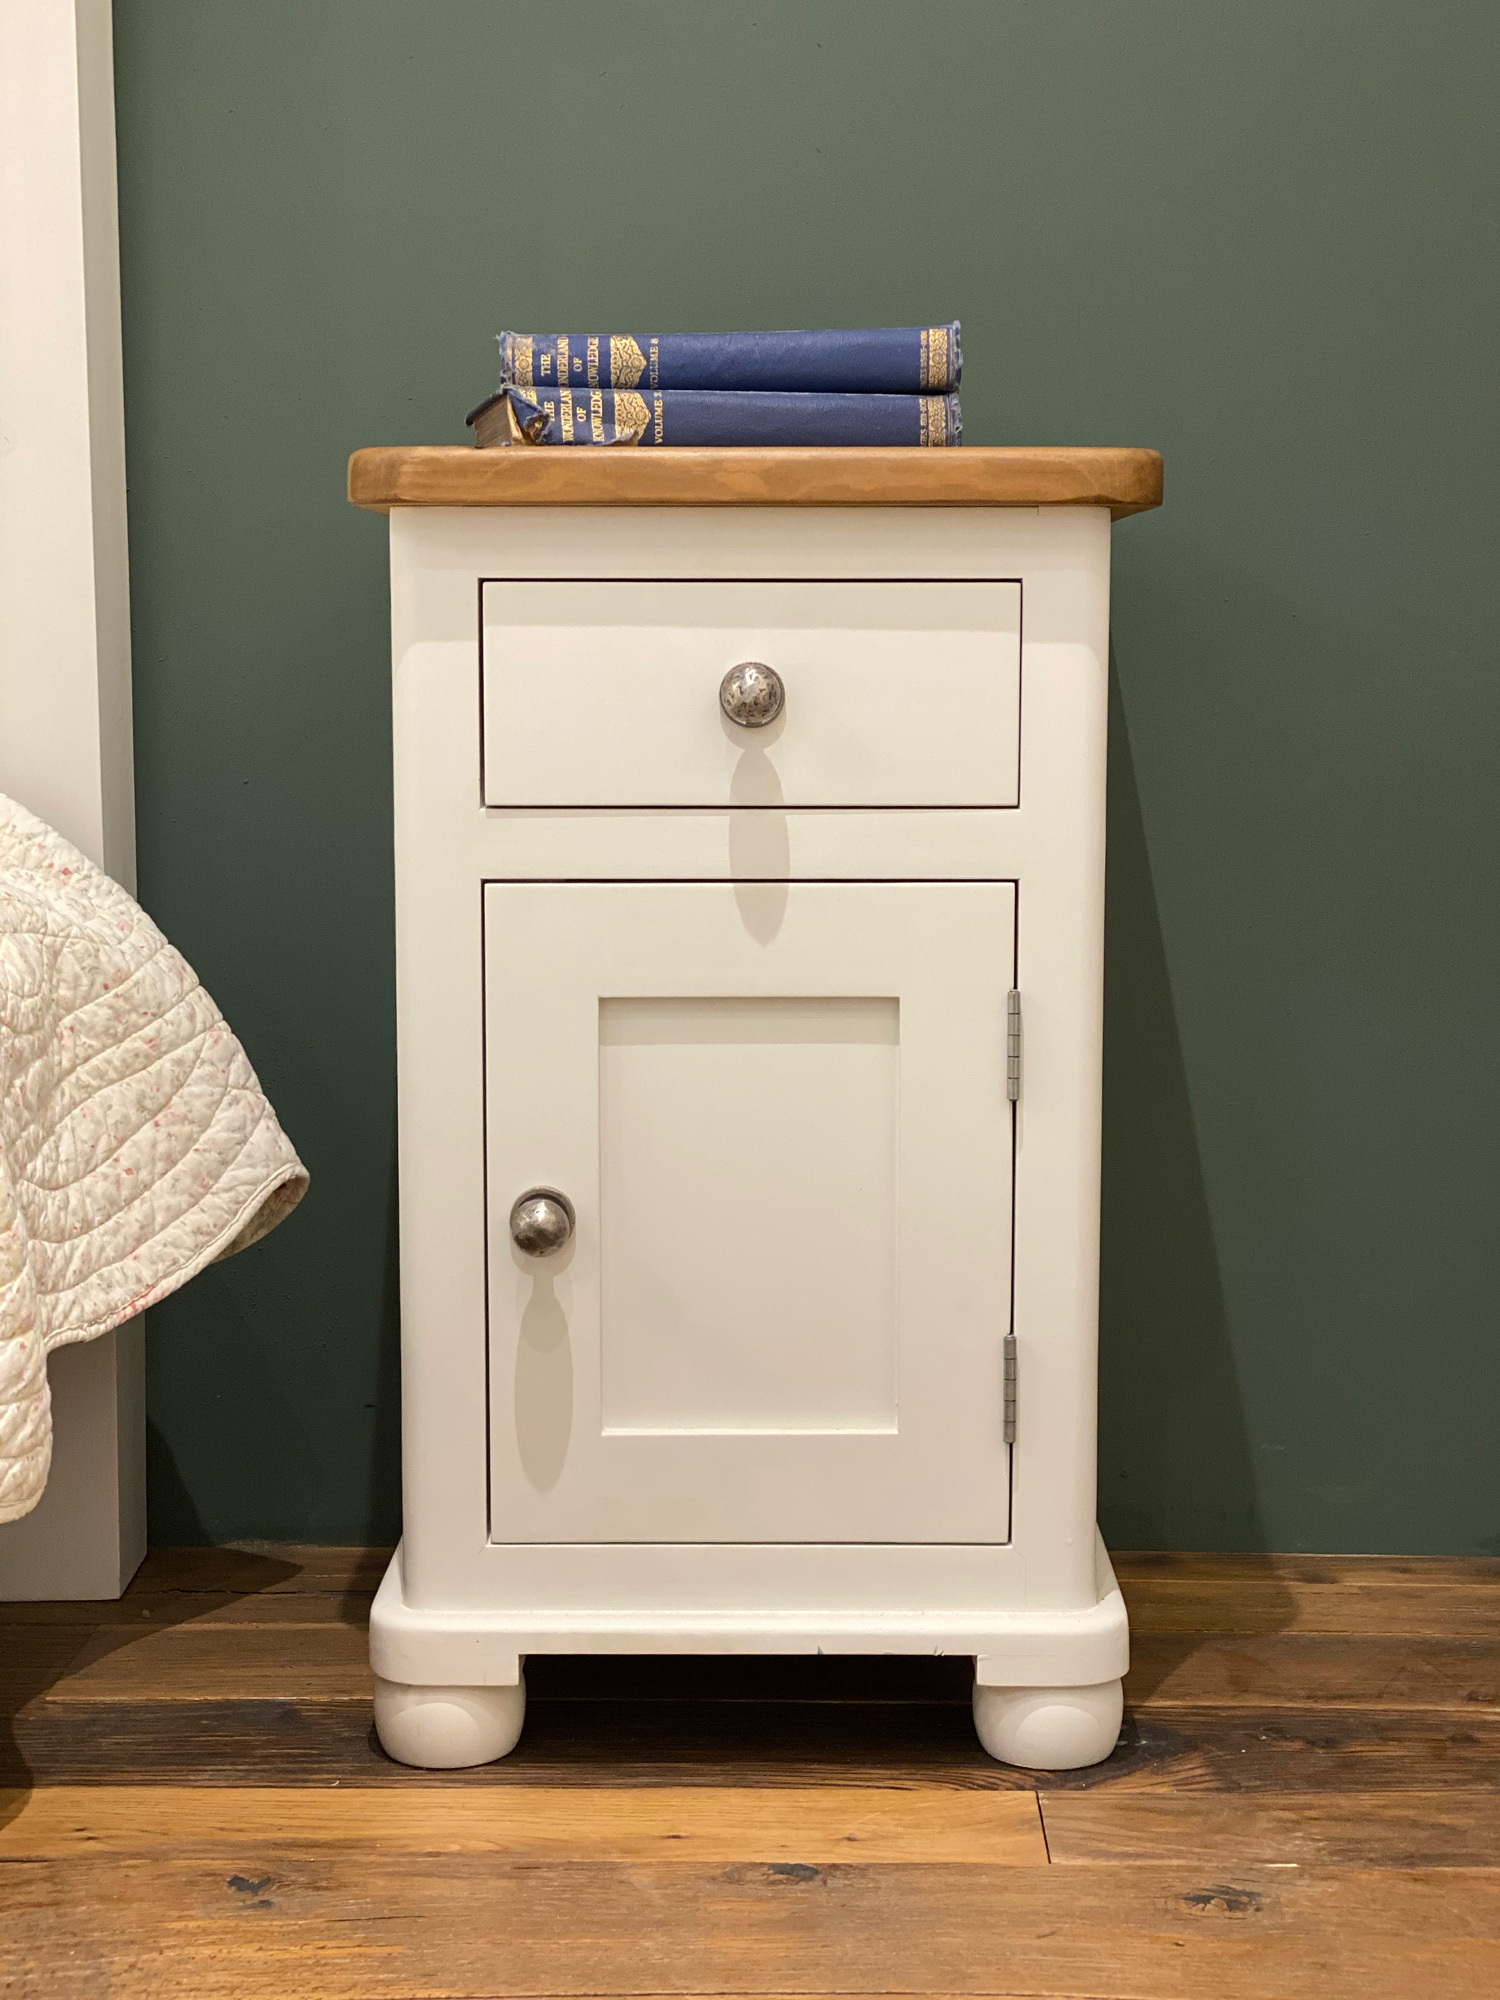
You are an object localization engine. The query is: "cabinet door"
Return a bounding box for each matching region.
[484,881,1015,1544]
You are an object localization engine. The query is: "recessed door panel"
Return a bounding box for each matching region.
[599,995,900,1436]
[484,880,1015,1543]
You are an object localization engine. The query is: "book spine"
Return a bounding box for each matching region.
[499,325,960,395]
[504,388,962,447]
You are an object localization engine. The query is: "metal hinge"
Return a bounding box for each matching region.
[1006,989,1021,1102]
[1002,1332,1017,1444]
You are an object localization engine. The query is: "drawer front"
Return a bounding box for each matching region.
[481,578,1021,807]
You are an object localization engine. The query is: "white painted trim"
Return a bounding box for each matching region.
[0,0,144,1599]
[370,1538,1129,1690]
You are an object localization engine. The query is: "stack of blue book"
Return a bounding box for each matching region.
[465,325,962,448]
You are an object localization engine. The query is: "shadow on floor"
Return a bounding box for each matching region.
[0,1542,310,1822]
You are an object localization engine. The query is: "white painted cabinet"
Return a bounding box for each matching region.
[356,445,1163,1773]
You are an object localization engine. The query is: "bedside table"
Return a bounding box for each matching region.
[348,444,1163,1770]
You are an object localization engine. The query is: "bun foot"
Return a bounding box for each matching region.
[972,1676,1123,1770]
[374,1674,526,1768]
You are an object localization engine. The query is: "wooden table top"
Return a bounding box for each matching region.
[348,445,1163,518]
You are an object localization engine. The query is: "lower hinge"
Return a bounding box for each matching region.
[1002,1331,1017,1444]
[1006,989,1021,1102]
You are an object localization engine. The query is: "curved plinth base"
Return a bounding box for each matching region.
[374,1674,527,1768]
[972,1677,1124,1770]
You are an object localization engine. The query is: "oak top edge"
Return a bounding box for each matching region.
[347,446,1163,518]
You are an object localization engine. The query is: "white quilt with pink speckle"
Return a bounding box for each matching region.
[0,794,308,1524]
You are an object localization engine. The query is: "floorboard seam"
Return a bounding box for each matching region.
[1035,1791,1052,1863]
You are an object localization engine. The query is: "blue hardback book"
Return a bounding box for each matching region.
[477,386,961,448]
[500,324,960,395]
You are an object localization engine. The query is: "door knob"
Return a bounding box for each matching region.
[509,1187,575,1256]
[719,661,784,728]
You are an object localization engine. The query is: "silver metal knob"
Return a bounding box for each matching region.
[509,1187,575,1256]
[719,661,784,728]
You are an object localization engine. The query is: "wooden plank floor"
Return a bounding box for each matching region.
[2,1550,1497,1998]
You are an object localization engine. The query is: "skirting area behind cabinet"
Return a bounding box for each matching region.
[2,1549,1498,1998]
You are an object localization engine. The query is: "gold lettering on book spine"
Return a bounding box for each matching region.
[919,327,949,392]
[512,336,534,386]
[587,337,599,387]
[591,389,604,438]
[612,392,650,444]
[919,396,948,447]
[649,338,660,390]
[559,357,575,439]
[610,336,647,388]
[653,391,664,444]
[520,395,555,443]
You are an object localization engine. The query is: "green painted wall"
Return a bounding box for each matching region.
[114,1,1499,1552]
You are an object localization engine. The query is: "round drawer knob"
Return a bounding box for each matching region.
[508,1187,575,1256]
[719,661,784,729]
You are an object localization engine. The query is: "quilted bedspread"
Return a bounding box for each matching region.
[0,794,307,1523]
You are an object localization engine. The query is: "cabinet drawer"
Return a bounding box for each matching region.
[481,579,1021,807]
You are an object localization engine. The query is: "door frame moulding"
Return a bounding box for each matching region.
[0,0,143,1599]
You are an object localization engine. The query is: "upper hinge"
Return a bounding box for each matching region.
[1002,1331,1018,1444]
[1006,989,1021,1102]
